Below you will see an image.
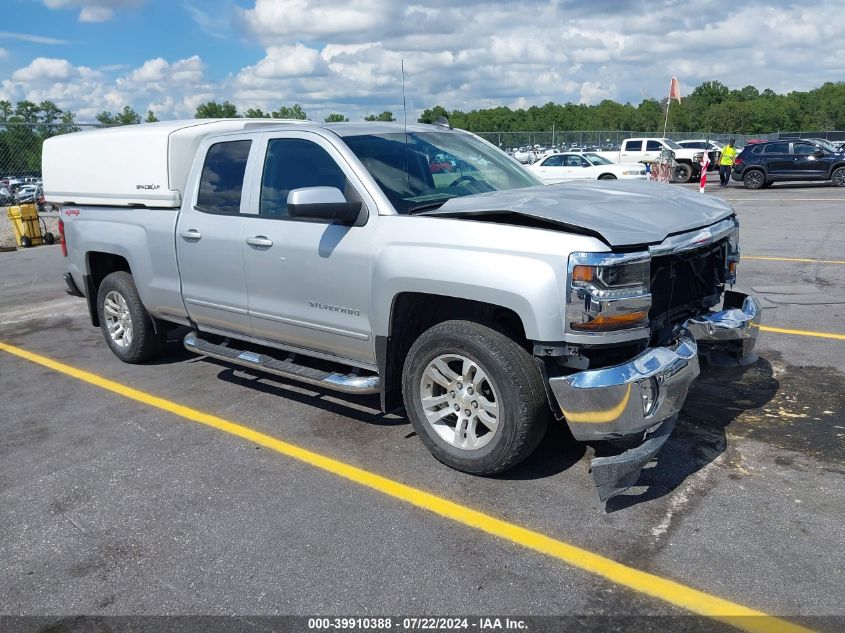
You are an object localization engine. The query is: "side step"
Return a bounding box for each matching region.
[183,331,380,395]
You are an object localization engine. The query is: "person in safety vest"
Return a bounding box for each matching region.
[719,139,738,187]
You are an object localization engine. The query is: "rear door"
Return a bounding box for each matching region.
[240,131,377,366]
[534,154,566,182]
[620,139,643,162]
[176,136,255,336]
[761,141,793,176]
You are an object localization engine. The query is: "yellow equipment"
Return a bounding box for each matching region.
[7,204,54,248]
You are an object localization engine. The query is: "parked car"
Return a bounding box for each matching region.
[15,184,43,202]
[44,119,761,502]
[731,139,845,189]
[528,152,647,183]
[593,138,703,183]
[0,186,14,206]
[677,140,723,171]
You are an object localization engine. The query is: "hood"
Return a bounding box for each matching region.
[421,180,734,248]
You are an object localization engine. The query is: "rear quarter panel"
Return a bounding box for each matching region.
[62,207,187,323]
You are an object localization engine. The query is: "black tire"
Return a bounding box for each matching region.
[20,235,31,248]
[762,181,774,189]
[402,320,549,475]
[672,163,692,183]
[743,169,765,189]
[43,232,55,245]
[832,166,845,187]
[96,271,164,363]
[598,173,617,180]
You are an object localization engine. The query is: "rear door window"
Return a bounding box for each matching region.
[623,140,642,151]
[196,140,252,215]
[763,142,790,154]
[541,155,564,167]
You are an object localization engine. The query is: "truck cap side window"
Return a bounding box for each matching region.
[196,140,252,215]
[259,138,356,219]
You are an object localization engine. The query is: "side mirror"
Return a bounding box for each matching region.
[287,187,363,225]
[813,148,824,157]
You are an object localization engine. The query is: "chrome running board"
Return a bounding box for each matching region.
[183,331,380,395]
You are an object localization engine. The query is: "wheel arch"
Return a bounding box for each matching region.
[85,251,132,327]
[376,293,529,414]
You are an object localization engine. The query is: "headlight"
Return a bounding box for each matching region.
[568,253,651,333]
[726,220,740,285]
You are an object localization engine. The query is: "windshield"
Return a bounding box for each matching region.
[582,152,614,165]
[342,131,541,214]
[809,139,837,152]
[661,139,683,149]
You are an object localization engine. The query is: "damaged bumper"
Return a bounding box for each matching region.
[684,290,762,366]
[548,291,762,501]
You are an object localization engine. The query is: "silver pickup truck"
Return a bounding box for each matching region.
[44,119,761,501]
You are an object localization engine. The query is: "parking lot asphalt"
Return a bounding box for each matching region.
[1,183,843,632]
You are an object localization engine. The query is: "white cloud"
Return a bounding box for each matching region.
[41,0,143,22]
[4,1,845,124]
[0,31,70,45]
[0,48,7,60]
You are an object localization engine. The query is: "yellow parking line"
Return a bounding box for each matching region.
[745,256,845,265]
[0,341,815,633]
[759,325,845,341]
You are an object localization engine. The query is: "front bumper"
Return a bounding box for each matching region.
[684,290,762,365]
[548,291,762,501]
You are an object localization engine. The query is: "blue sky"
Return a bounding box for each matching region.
[1,0,843,123]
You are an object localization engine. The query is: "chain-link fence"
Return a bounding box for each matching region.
[474,130,787,151]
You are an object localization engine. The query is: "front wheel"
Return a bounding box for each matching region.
[832,166,845,187]
[598,174,617,180]
[402,320,549,475]
[96,271,164,363]
[672,163,692,183]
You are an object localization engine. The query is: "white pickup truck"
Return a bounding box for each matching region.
[595,138,705,183]
[43,119,760,502]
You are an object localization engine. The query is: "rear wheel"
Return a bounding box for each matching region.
[598,173,617,180]
[96,271,164,363]
[832,167,845,187]
[43,232,55,245]
[743,169,765,189]
[402,320,548,475]
[672,163,692,183]
[20,236,31,248]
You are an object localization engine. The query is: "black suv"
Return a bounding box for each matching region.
[731,139,845,189]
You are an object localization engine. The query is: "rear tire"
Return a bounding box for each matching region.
[20,236,31,248]
[43,232,55,245]
[598,174,617,180]
[402,320,549,475]
[672,163,692,183]
[96,271,164,363]
[743,169,765,189]
[832,167,845,187]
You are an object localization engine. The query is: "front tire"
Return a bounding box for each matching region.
[402,320,549,475]
[672,163,692,183]
[598,174,617,180]
[96,271,164,363]
[832,166,845,187]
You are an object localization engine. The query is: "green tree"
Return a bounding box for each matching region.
[194,101,239,118]
[418,105,450,124]
[14,100,41,123]
[364,111,395,122]
[272,104,307,119]
[244,108,271,118]
[0,100,12,121]
[96,106,141,125]
[324,113,349,122]
[145,110,159,123]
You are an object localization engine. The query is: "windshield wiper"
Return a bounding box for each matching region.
[407,200,449,214]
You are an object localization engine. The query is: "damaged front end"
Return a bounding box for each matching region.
[543,218,762,502]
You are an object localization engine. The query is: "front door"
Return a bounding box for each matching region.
[176,137,254,336]
[792,142,829,179]
[240,131,376,367]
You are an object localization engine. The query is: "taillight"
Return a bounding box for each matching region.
[58,217,67,257]
[734,158,743,166]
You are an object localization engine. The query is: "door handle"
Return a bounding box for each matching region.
[180,229,202,241]
[246,236,273,248]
